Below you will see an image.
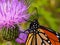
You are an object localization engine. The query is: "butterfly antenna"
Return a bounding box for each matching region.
[34,7,39,20]
[21,0,39,22]
[23,7,39,22]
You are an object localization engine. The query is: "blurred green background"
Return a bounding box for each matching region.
[0,0,60,45]
[23,0,60,32]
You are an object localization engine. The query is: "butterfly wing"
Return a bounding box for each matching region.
[44,30,60,45]
[39,26,60,45]
[26,33,44,45]
[25,27,60,45]
[25,30,52,45]
[26,33,34,45]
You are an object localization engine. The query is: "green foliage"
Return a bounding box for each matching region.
[28,0,59,31]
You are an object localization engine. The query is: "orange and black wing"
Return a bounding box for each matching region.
[26,33,47,45]
[25,26,60,45]
[39,26,60,45]
[25,29,52,45]
[25,19,60,45]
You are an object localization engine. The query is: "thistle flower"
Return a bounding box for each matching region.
[0,0,29,44]
[0,0,30,28]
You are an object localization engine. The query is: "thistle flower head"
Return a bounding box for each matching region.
[0,0,29,28]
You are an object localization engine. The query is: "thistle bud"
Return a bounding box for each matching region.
[2,24,19,41]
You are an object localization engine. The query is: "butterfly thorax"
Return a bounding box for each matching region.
[29,19,40,33]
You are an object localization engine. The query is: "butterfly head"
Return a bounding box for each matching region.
[29,19,40,30]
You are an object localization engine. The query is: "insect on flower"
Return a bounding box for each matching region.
[21,8,60,45]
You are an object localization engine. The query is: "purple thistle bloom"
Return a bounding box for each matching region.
[0,0,29,44]
[0,0,30,28]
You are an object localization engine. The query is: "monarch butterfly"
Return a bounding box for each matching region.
[19,0,60,45]
[24,19,60,45]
